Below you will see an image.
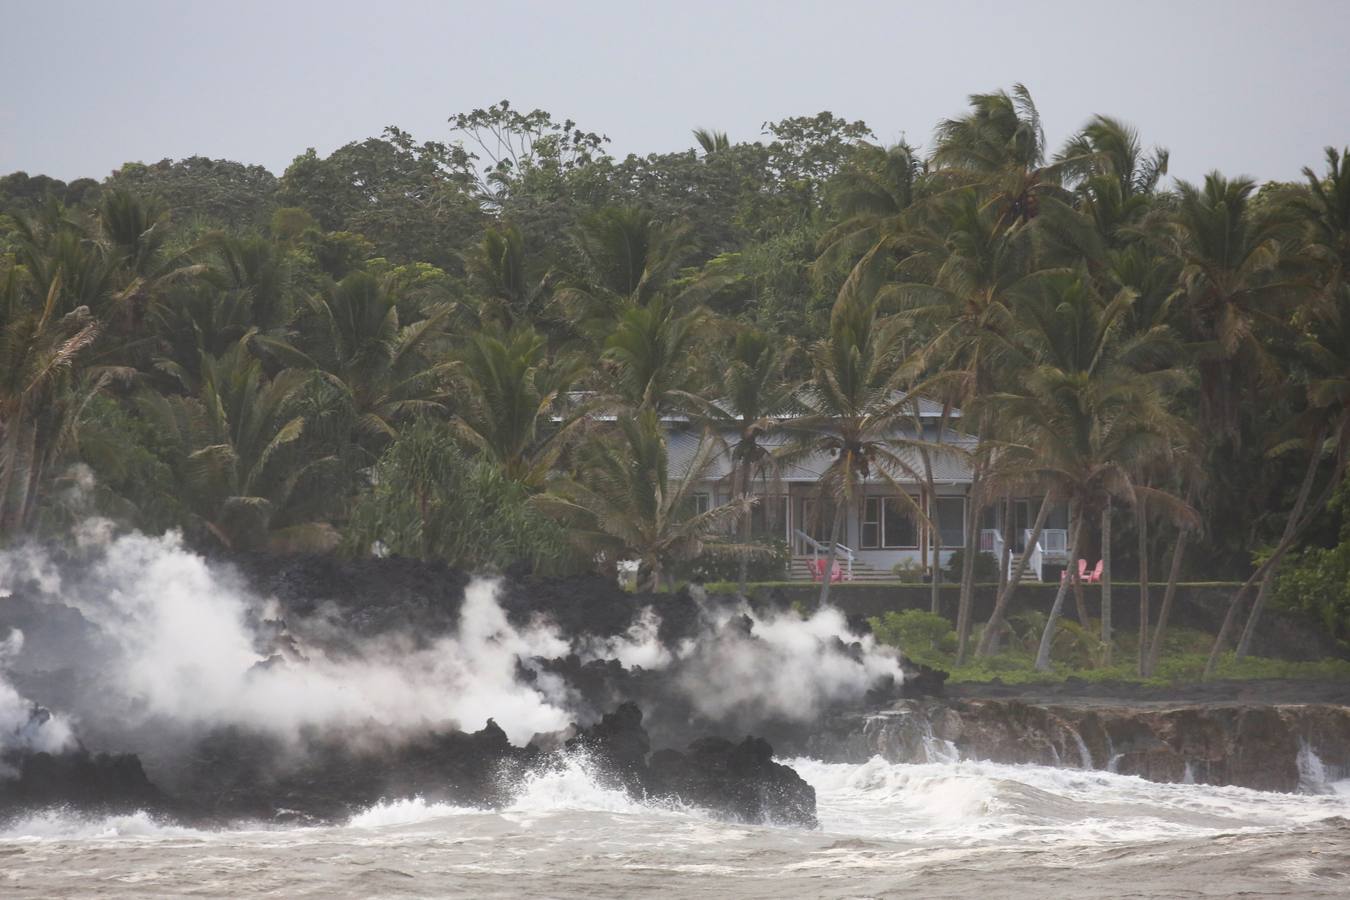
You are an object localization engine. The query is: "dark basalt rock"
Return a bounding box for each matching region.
[0,747,166,817]
[563,702,817,828]
[649,735,817,829]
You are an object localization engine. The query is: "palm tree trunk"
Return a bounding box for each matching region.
[1206,430,1341,677]
[1145,521,1191,677]
[1101,498,1113,665]
[955,472,984,665]
[924,482,942,615]
[1036,507,1085,671]
[976,493,1053,658]
[818,501,845,608]
[1234,430,1327,658]
[737,456,753,597]
[997,494,1013,598]
[1137,497,1150,677]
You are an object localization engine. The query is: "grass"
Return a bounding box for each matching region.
[702,580,1243,593]
[869,609,1350,686]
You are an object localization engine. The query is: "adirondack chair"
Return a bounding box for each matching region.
[1086,559,1104,583]
[811,558,844,582]
[1062,558,1089,583]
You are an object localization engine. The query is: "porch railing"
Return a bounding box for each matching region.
[980,528,1045,581]
[792,529,855,581]
[1039,528,1068,554]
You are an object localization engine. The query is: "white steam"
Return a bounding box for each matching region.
[673,600,904,722]
[1,629,75,762]
[1,525,904,755]
[2,531,574,745]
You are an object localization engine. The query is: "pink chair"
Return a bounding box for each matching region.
[1062,559,1089,583]
[811,558,844,582]
[1086,560,1104,583]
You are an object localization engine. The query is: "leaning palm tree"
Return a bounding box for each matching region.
[788,274,926,607]
[1212,148,1350,667]
[537,409,750,591]
[978,271,1190,668]
[689,329,801,595]
[450,326,584,488]
[889,188,1041,660]
[0,271,112,534]
[932,84,1081,231]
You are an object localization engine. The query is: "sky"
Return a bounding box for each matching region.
[3,0,1348,186]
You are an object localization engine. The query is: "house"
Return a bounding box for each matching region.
[666,398,1071,582]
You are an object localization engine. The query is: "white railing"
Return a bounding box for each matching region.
[982,528,1045,581]
[1039,528,1068,554]
[793,529,855,581]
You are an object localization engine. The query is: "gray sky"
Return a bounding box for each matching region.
[3,0,1348,185]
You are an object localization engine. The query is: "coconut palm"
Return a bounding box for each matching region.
[692,128,730,154]
[1212,148,1350,667]
[889,189,1041,660]
[974,271,1190,667]
[815,141,927,276]
[932,84,1080,231]
[1167,173,1296,440]
[788,274,927,606]
[0,271,111,534]
[138,337,339,552]
[599,296,709,416]
[254,271,454,457]
[537,409,750,591]
[463,224,555,331]
[690,328,801,594]
[450,326,584,488]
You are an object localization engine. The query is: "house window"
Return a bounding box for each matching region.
[862,497,881,549]
[693,492,711,515]
[936,497,966,548]
[881,496,919,549]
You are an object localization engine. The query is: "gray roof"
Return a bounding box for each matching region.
[667,423,976,485]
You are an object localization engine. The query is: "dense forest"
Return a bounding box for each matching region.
[2,89,1349,672]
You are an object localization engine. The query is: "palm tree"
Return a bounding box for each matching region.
[600,296,709,415]
[138,337,339,552]
[0,272,110,534]
[691,329,800,595]
[537,409,750,591]
[815,141,927,276]
[450,326,583,488]
[977,271,1189,668]
[255,271,454,458]
[1215,148,1350,666]
[693,128,730,154]
[788,275,926,606]
[932,84,1079,231]
[1168,173,1295,441]
[463,224,555,330]
[890,189,1040,660]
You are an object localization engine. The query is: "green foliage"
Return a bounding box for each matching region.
[1275,543,1350,648]
[346,418,570,573]
[943,548,998,582]
[891,559,926,582]
[680,538,790,583]
[868,610,955,667]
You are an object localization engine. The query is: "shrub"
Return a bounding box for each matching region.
[869,609,956,666]
[681,538,790,583]
[891,559,926,582]
[1274,542,1350,649]
[943,548,999,582]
